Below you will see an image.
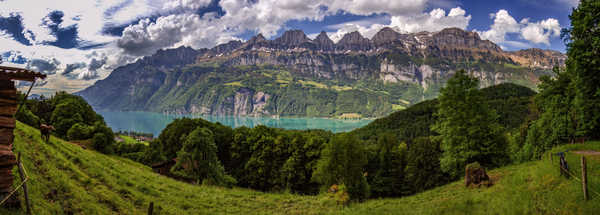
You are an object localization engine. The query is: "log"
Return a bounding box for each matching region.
[0,116,15,129]
[0,105,17,116]
[0,81,14,90]
[0,98,17,105]
[0,171,13,192]
[0,128,14,145]
[0,89,17,99]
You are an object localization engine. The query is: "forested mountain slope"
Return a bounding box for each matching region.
[78,28,563,118]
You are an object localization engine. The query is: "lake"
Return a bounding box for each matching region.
[97,111,373,137]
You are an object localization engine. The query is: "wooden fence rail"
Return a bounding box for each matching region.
[553,153,600,200]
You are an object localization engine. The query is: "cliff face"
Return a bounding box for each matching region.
[509,48,566,69]
[78,28,565,117]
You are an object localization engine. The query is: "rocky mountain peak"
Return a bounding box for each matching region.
[314,31,334,51]
[432,27,502,52]
[372,27,401,45]
[250,33,267,43]
[336,31,371,51]
[212,40,243,54]
[274,29,310,46]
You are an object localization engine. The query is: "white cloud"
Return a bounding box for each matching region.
[475,10,520,44]
[326,0,428,16]
[475,9,562,47]
[388,7,471,33]
[321,6,470,43]
[520,18,561,45]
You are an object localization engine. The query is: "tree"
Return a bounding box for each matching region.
[432,70,508,178]
[313,133,369,200]
[280,131,328,194]
[523,68,576,160]
[171,127,235,186]
[240,125,283,191]
[368,132,407,197]
[405,137,447,193]
[564,0,600,139]
[51,101,85,137]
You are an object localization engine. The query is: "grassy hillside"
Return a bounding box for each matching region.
[2,121,599,214]
[1,122,337,214]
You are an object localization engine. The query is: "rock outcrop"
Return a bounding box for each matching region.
[509,48,566,69]
[314,31,335,51]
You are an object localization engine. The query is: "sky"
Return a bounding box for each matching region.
[0,0,578,94]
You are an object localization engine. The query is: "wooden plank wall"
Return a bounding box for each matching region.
[0,80,19,207]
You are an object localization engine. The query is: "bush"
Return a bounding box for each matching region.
[67,123,93,140]
[15,107,40,128]
[92,132,114,154]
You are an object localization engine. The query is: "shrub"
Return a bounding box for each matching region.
[67,123,93,140]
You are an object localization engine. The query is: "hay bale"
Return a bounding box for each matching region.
[465,162,491,188]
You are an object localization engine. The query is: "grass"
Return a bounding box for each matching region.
[2,121,599,214]
[298,80,328,89]
[392,104,406,111]
[224,81,244,87]
[1,122,338,215]
[338,113,362,119]
[342,142,600,215]
[118,135,149,146]
[331,85,353,91]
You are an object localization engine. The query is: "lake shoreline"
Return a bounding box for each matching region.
[97,110,374,137]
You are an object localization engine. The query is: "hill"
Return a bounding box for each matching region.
[1,121,598,214]
[351,83,536,143]
[77,28,563,118]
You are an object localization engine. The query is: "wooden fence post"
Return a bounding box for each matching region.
[581,156,588,201]
[17,153,31,215]
[148,202,153,215]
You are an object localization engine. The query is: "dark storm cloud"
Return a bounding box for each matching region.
[62,62,86,79]
[0,13,33,45]
[88,57,106,71]
[27,58,60,75]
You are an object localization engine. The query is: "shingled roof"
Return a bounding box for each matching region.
[0,65,47,82]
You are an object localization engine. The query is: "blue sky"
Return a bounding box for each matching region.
[0,0,578,93]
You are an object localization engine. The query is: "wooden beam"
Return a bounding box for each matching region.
[0,116,15,129]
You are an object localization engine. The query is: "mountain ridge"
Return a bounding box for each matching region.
[77,27,565,117]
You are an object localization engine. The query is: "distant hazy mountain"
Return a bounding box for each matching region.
[77,27,564,118]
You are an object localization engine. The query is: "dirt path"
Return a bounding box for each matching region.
[572,150,600,156]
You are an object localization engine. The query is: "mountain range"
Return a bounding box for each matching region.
[77,27,565,118]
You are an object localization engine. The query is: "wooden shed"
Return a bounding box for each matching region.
[0,66,46,207]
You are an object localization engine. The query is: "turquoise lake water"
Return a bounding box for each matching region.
[97,111,373,137]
